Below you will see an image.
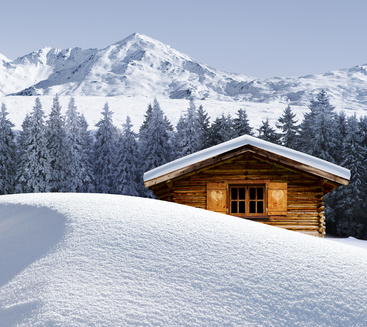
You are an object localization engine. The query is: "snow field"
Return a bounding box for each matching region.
[0,95,308,133]
[0,193,366,326]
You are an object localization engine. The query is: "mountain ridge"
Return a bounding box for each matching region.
[1,33,367,110]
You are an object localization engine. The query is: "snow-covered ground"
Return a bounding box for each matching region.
[2,94,364,135]
[326,235,367,250]
[0,193,366,326]
[0,95,307,133]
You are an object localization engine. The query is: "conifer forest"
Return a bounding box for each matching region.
[0,91,366,239]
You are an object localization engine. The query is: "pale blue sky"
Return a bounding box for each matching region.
[1,0,367,78]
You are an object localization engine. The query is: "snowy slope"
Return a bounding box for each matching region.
[0,193,366,326]
[1,33,367,112]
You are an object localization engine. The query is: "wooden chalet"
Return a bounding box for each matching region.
[144,135,350,237]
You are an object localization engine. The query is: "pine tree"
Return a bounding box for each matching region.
[45,94,69,192]
[15,114,31,193]
[276,105,299,149]
[139,99,173,196]
[173,115,186,158]
[16,97,51,193]
[80,113,95,192]
[140,99,173,171]
[233,108,253,137]
[326,114,367,237]
[114,116,140,196]
[65,97,94,192]
[359,115,367,148]
[299,90,338,162]
[139,103,153,135]
[208,114,234,146]
[0,103,17,194]
[333,111,348,164]
[196,104,211,150]
[258,118,281,144]
[174,99,201,158]
[79,113,94,169]
[93,103,118,194]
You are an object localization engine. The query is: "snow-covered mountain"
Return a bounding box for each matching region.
[0,33,250,100]
[2,33,367,111]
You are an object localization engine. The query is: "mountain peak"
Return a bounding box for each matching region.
[0,53,10,62]
[112,33,170,52]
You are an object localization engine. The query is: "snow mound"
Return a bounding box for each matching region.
[0,193,366,326]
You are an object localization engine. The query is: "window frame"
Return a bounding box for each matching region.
[227,180,269,218]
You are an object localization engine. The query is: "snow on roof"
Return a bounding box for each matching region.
[0,193,366,325]
[144,134,350,182]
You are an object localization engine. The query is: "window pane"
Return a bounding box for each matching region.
[231,201,237,213]
[239,201,246,213]
[231,188,237,200]
[257,188,264,200]
[229,185,266,216]
[239,188,246,200]
[249,187,256,199]
[249,201,256,213]
[257,201,264,213]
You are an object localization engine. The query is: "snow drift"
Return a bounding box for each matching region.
[0,193,366,326]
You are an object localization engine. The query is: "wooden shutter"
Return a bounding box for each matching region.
[268,183,287,216]
[207,183,227,214]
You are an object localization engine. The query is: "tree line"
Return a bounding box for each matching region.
[0,91,366,238]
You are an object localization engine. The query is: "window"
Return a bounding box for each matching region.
[229,185,265,216]
[206,182,287,217]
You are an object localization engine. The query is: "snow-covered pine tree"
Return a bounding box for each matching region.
[208,113,234,146]
[65,97,94,192]
[93,103,118,194]
[79,113,95,173]
[139,103,153,135]
[139,99,173,196]
[45,94,69,192]
[358,115,367,238]
[359,115,367,148]
[195,104,211,150]
[139,101,174,135]
[173,115,186,159]
[0,103,17,194]
[326,114,367,237]
[16,97,51,193]
[299,90,338,162]
[114,116,140,196]
[258,118,281,144]
[276,105,299,149]
[15,114,31,193]
[233,108,253,137]
[333,111,348,164]
[173,99,201,158]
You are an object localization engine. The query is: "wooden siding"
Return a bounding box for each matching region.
[149,152,328,237]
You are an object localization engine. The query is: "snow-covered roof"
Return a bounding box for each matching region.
[144,134,350,184]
